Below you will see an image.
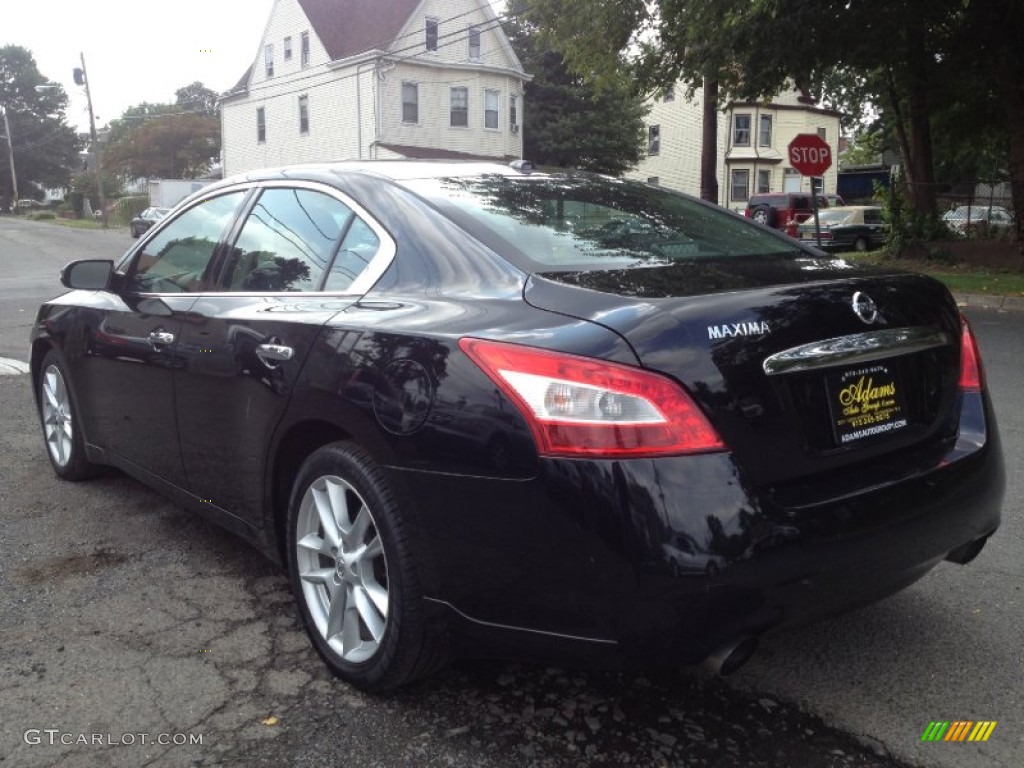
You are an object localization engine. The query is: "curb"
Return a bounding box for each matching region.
[0,358,30,376]
[955,293,1024,311]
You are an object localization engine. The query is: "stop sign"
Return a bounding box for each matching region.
[787,133,833,176]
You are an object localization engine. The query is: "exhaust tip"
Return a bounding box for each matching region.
[703,636,759,677]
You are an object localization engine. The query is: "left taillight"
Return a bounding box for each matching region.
[458,338,726,459]
[958,314,985,391]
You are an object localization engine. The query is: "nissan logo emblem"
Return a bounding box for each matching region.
[852,291,878,324]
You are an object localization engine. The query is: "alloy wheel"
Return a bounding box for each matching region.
[41,364,74,468]
[294,474,390,664]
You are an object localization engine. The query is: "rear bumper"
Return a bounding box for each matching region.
[391,391,1003,667]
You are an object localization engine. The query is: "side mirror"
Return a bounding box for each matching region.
[60,259,114,290]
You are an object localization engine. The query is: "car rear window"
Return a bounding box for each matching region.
[401,174,798,270]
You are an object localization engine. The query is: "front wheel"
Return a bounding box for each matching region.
[286,441,443,691]
[38,350,98,480]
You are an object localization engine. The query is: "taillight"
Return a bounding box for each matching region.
[958,314,984,391]
[458,338,726,458]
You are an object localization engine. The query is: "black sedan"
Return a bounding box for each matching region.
[129,206,171,238]
[30,162,1003,691]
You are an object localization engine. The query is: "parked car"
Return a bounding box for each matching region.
[744,192,828,229]
[797,205,887,252]
[130,207,171,238]
[941,205,1014,236]
[825,194,846,207]
[32,161,1003,691]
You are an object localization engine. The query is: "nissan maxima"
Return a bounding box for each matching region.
[31,161,1004,691]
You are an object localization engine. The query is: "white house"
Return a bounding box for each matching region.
[627,85,843,212]
[220,0,529,175]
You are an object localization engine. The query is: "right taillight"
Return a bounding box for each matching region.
[458,338,727,459]
[958,314,984,391]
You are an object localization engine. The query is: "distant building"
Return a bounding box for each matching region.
[627,85,843,211]
[220,0,529,175]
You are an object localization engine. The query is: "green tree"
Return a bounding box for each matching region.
[105,109,220,179]
[175,81,220,117]
[0,45,80,209]
[505,1,647,175]
[523,0,1024,241]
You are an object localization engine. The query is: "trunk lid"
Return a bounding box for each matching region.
[525,255,962,487]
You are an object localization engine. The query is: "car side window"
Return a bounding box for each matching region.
[864,210,883,225]
[128,192,245,293]
[225,188,352,292]
[323,217,381,292]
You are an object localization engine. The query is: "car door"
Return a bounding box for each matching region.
[75,190,248,486]
[172,183,392,523]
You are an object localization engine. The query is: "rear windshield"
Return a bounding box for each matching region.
[399,174,800,271]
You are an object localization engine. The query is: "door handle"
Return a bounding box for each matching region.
[255,343,294,367]
[148,331,175,349]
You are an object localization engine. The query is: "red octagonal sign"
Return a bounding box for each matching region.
[788,133,833,177]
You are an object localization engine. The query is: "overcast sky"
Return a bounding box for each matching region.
[4,0,277,131]
[4,0,510,133]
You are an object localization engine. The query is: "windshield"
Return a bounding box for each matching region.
[813,209,855,225]
[400,174,799,271]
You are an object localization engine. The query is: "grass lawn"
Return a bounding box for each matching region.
[848,251,1024,297]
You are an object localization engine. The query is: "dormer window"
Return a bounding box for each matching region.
[426,18,439,51]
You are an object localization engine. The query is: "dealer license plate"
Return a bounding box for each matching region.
[826,363,908,445]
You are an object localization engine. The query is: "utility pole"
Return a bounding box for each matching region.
[75,53,106,227]
[1,105,17,210]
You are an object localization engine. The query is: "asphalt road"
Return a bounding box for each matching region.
[1,217,1020,768]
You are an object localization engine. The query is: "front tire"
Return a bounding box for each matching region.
[286,441,443,691]
[38,350,98,480]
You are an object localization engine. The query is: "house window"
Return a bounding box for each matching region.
[450,87,468,127]
[663,86,675,102]
[256,107,266,143]
[301,31,310,67]
[759,115,772,147]
[509,94,518,130]
[284,36,293,61]
[818,127,827,139]
[733,114,751,146]
[731,169,750,202]
[299,96,309,135]
[469,27,481,60]
[648,125,660,155]
[402,82,419,124]
[484,89,499,129]
[783,167,801,192]
[647,177,660,185]
[426,18,439,51]
[264,44,274,78]
[757,169,771,194]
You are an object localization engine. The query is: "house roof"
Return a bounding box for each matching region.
[297,0,423,60]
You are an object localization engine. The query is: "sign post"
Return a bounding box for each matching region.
[787,134,833,247]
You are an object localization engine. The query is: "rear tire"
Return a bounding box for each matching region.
[286,441,444,691]
[37,350,99,481]
[853,236,869,252]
